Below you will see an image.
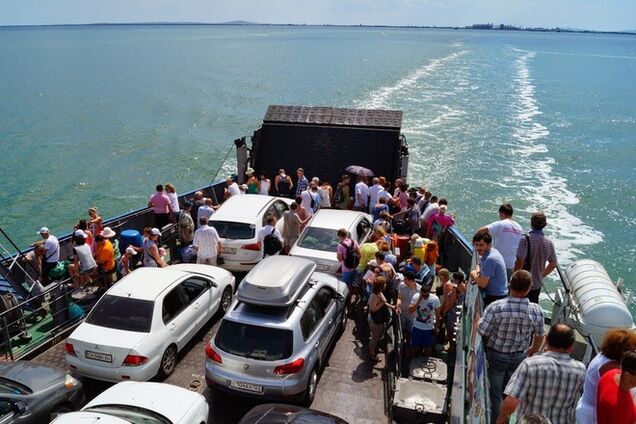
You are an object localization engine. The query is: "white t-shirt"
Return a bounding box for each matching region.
[197,205,215,227]
[258,225,283,255]
[300,190,314,213]
[167,192,180,213]
[411,293,441,331]
[226,182,240,197]
[193,225,221,259]
[421,202,439,223]
[44,235,60,263]
[486,219,523,269]
[259,180,271,195]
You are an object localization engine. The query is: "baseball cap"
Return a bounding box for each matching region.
[74,230,87,238]
[38,227,49,234]
[150,228,161,236]
[125,246,138,255]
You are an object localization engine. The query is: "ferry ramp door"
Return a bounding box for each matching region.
[250,105,404,187]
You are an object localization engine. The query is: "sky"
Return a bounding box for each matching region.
[2,0,635,31]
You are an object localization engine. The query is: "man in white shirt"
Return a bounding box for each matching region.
[258,215,283,257]
[354,176,369,212]
[224,177,241,199]
[196,198,218,228]
[38,227,60,285]
[368,177,383,214]
[193,216,221,265]
[479,204,523,281]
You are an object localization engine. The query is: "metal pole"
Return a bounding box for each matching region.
[1,316,13,361]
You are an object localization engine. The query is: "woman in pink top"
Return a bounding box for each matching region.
[427,205,455,240]
[393,184,409,212]
[148,184,173,229]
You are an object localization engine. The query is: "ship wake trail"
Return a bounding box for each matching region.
[511,51,603,264]
[356,50,467,110]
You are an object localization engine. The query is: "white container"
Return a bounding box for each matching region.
[565,259,634,346]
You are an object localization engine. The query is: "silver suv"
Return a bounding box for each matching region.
[204,256,348,405]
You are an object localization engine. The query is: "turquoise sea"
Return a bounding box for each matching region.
[0,25,634,300]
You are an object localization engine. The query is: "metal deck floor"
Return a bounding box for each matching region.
[31,311,388,423]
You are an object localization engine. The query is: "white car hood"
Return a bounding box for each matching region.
[84,381,203,423]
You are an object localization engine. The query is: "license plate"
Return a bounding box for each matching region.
[316,263,330,272]
[85,350,112,363]
[222,247,236,254]
[230,380,263,393]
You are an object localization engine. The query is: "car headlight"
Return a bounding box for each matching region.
[64,374,79,389]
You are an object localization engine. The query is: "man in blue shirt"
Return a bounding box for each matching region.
[470,232,508,307]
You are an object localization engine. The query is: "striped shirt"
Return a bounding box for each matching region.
[516,229,558,290]
[478,297,544,353]
[505,351,586,424]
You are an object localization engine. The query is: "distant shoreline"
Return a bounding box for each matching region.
[1,21,634,36]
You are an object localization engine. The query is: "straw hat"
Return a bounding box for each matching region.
[101,227,116,238]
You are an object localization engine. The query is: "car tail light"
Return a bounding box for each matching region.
[274,358,305,375]
[205,344,222,364]
[123,354,148,366]
[240,243,261,251]
[65,343,76,357]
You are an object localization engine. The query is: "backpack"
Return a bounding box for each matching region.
[522,234,532,271]
[263,228,283,256]
[334,184,344,204]
[340,240,359,269]
[310,192,316,210]
[431,218,444,239]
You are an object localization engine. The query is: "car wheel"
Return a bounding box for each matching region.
[218,286,233,315]
[301,367,318,407]
[158,344,178,378]
[49,403,73,420]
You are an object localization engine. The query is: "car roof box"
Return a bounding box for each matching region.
[237,256,316,307]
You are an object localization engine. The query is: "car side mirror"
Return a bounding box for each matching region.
[14,401,27,414]
[208,279,217,288]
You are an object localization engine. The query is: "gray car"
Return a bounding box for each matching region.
[0,361,84,423]
[204,256,348,406]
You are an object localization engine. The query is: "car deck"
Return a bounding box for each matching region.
[30,305,388,423]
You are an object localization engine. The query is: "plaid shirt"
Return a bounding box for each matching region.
[505,351,586,424]
[516,229,558,290]
[478,297,544,353]
[296,175,309,196]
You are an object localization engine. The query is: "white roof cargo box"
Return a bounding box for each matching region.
[236,256,316,306]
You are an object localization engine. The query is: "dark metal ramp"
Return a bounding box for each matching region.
[311,319,389,424]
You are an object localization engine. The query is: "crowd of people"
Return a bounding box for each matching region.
[28,169,635,424]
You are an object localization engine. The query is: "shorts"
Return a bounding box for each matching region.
[410,327,434,348]
[341,270,355,285]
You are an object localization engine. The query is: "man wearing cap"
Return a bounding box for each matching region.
[38,227,59,285]
[143,228,166,268]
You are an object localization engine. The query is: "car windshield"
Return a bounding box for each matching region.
[297,227,339,252]
[216,320,293,361]
[209,221,255,240]
[84,405,171,424]
[86,295,153,333]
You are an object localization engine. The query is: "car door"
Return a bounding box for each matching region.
[313,287,338,355]
[161,286,192,349]
[300,296,326,366]
[181,276,215,328]
[0,400,18,424]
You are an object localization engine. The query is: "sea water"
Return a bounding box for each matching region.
[0,25,634,302]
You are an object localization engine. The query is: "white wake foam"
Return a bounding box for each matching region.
[511,52,603,264]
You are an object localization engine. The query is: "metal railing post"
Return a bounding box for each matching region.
[1,315,14,361]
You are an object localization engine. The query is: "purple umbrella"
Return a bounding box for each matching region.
[345,165,374,177]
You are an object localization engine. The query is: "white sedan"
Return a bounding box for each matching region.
[289,209,373,273]
[51,381,208,424]
[208,195,293,272]
[65,264,235,382]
